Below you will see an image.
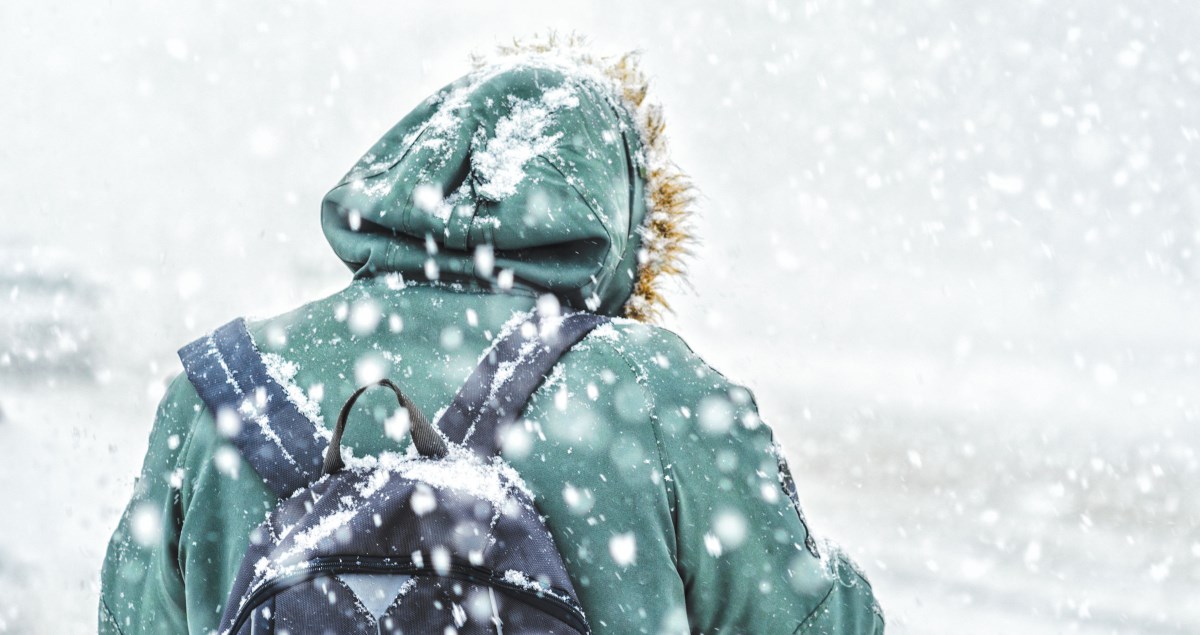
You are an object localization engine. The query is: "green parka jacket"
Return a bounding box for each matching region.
[99,45,883,635]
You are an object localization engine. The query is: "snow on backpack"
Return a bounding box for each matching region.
[178,310,607,634]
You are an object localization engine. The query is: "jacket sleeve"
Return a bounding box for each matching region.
[635,326,884,634]
[99,373,200,634]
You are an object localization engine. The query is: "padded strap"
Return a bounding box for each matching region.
[178,318,329,498]
[437,310,609,456]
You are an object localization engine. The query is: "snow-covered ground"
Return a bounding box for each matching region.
[3,1,1198,632]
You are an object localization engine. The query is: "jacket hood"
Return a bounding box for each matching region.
[322,36,694,321]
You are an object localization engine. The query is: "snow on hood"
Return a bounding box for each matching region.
[322,35,695,321]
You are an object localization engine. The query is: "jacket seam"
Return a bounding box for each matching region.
[539,156,622,290]
[173,389,208,579]
[340,119,429,184]
[794,559,884,633]
[100,598,126,635]
[541,155,615,240]
[596,337,683,568]
[793,580,838,634]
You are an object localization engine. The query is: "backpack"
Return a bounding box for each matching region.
[178,309,607,634]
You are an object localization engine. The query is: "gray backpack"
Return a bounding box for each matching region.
[179,310,606,634]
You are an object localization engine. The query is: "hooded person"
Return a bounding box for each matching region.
[99,36,884,634]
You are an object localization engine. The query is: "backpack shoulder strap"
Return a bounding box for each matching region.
[177,318,329,498]
[437,310,610,456]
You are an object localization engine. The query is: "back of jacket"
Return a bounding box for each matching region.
[100,280,882,634]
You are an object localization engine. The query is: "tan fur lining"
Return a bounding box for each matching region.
[472,33,697,322]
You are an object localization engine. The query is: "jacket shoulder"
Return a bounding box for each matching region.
[579,319,743,402]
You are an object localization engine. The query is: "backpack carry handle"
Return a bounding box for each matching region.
[323,378,447,474]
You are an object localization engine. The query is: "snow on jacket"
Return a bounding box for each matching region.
[99,38,884,634]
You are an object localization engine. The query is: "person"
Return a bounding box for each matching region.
[99,36,884,634]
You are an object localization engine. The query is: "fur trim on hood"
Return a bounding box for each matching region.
[472,34,698,321]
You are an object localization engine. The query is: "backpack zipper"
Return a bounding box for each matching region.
[229,554,588,634]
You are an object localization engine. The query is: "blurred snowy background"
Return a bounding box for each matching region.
[2,0,1198,632]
